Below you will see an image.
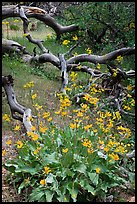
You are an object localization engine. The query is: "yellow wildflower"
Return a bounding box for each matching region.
[14,125,20,131]
[40,179,46,185]
[6,140,12,145]
[62,148,68,153]
[16,141,23,148]
[39,126,48,133]
[72,35,78,40]
[116,55,123,63]
[44,166,51,174]
[97,63,101,69]
[86,48,92,54]
[32,133,39,141]
[31,93,37,100]
[14,19,19,23]
[62,40,70,45]
[96,168,101,174]
[2,150,6,156]
[47,33,51,38]
[47,117,52,122]
[70,123,78,129]
[43,112,50,118]
[127,85,133,91]
[3,114,11,122]
[31,126,36,131]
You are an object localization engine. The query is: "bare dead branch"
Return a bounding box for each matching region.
[2,5,79,39]
[67,46,135,65]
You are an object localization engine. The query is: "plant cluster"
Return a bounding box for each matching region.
[3,71,135,202]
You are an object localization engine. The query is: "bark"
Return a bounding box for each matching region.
[58,54,68,93]
[21,46,135,71]
[2,5,78,39]
[2,39,28,55]
[2,75,33,131]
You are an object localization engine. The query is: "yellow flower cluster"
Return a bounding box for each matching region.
[83,94,99,106]
[34,146,41,155]
[70,123,79,129]
[108,153,119,161]
[55,94,71,116]
[44,166,51,174]
[33,103,43,111]
[62,148,68,153]
[2,114,11,122]
[72,35,78,41]
[82,138,92,148]
[40,179,46,185]
[116,55,123,63]
[62,40,70,45]
[39,121,48,133]
[23,33,29,37]
[112,69,118,77]
[84,124,92,131]
[27,129,39,141]
[117,125,131,138]
[86,48,92,54]
[129,22,135,29]
[31,93,37,100]
[6,140,12,145]
[16,141,23,148]
[96,168,101,174]
[23,81,34,88]
[2,150,7,156]
[2,21,9,25]
[80,103,89,113]
[70,71,78,82]
[97,63,101,69]
[13,124,21,131]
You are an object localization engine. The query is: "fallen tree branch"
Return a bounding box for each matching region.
[2,75,34,132]
[17,4,48,53]
[2,5,79,39]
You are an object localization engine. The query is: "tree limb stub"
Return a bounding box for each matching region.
[59,54,68,93]
[2,5,78,39]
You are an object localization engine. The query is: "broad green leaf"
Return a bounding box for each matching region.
[67,182,78,202]
[29,189,45,201]
[88,172,99,186]
[74,163,87,174]
[45,152,59,164]
[45,190,54,202]
[46,173,54,184]
[15,166,38,175]
[79,179,96,195]
[4,163,18,173]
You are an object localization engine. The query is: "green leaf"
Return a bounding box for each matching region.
[18,147,30,160]
[29,189,45,202]
[45,152,59,164]
[15,166,38,175]
[46,173,54,184]
[79,179,96,195]
[18,180,27,194]
[45,190,54,202]
[88,172,99,186]
[4,163,18,173]
[67,182,78,202]
[74,163,87,175]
